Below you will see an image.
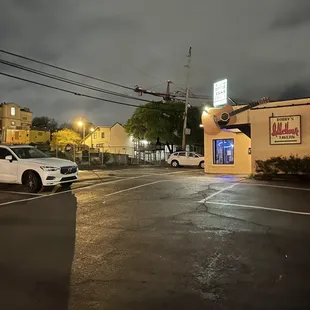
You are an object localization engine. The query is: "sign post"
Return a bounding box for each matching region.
[269,115,301,145]
[213,79,227,107]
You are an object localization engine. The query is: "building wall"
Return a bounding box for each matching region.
[90,127,111,150]
[4,129,29,144]
[204,130,251,174]
[29,130,51,144]
[250,100,310,172]
[109,123,134,155]
[2,129,50,144]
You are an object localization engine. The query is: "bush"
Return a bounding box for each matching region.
[255,155,310,176]
[256,159,278,175]
[91,158,101,165]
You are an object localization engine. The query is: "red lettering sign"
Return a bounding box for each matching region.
[271,122,299,137]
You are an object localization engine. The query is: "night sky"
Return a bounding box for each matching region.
[1,0,309,125]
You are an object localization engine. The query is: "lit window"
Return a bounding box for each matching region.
[94,132,97,139]
[10,107,16,116]
[101,132,105,139]
[213,139,234,164]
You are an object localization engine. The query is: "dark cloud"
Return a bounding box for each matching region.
[278,83,310,101]
[1,0,310,125]
[270,2,310,30]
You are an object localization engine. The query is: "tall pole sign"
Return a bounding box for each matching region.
[213,79,227,107]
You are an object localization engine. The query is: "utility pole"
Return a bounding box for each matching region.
[182,47,191,151]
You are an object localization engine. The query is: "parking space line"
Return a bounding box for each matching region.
[240,182,310,191]
[103,180,168,199]
[203,201,310,216]
[0,171,186,207]
[202,183,239,201]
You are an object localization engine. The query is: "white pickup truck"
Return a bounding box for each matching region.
[0,144,78,193]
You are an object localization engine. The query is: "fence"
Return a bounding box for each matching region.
[40,143,203,166]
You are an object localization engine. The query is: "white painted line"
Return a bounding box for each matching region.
[0,190,43,196]
[203,201,310,216]
[0,176,147,207]
[103,180,168,199]
[203,183,239,201]
[0,171,185,207]
[240,182,310,192]
[72,170,187,192]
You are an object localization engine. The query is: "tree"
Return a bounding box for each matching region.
[32,116,58,132]
[59,121,95,137]
[124,101,203,153]
[51,129,81,147]
[59,122,74,130]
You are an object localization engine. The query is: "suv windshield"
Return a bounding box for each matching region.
[12,147,49,159]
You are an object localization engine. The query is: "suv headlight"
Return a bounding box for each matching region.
[40,166,59,171]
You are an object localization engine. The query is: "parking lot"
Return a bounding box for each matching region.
[0,167,310,309]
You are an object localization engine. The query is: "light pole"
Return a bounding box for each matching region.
[77,120,85,143]
[90,127,95,148]
[182,47,192,151]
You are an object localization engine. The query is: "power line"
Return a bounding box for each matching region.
[0,58,151,103]
[0,71,183,112]
[0,71,142,108]
[0,48,254,104]
[0,48,134,91]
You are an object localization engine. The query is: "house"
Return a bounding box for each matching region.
[0,102,32,130]
[0,102,32,143]
[82,122,134,156]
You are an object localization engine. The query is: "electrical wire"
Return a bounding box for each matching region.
[0,49,257,105]
[0,58,151,103]
[0,71,183,112]
[0,48,134,91]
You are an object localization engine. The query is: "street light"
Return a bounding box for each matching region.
[77,120,86,144]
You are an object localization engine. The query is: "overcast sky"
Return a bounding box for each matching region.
[1,0,310,126]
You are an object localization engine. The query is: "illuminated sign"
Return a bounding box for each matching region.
[213,79,227,107]
[269,115,301,145]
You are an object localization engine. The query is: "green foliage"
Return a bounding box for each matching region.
[32,116,58,132]
[256,159,278,175]
[51,129,81,146]
[124,101,203,147]
[256,155,310,176]
[59,122,74,130]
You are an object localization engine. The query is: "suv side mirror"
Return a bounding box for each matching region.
[5,155,13,162]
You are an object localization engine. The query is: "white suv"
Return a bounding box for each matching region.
[0,144,78,193]
[167,151,204,169]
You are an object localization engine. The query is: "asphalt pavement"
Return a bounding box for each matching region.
[0,168,310,309]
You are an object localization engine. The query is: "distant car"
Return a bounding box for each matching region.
[167,151,204,169]
[0,144,78,193]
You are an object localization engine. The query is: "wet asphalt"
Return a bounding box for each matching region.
[0,168,310,309]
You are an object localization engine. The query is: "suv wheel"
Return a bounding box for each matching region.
[171,160,179,168]
[199,161,205,169]
[24,171,42,193]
